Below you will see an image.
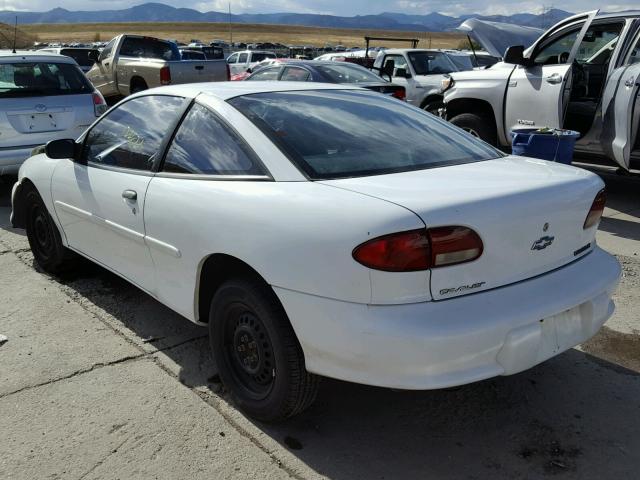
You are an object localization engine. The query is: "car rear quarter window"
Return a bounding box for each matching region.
[229,90,503,180]
[280,67,311,81]
[315,64,382,83]
[162,103,265,176]
[247,67,280,81]
[83,95,185,171]
[0,62,92,97]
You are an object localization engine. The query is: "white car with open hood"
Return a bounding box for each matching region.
[10,82,620,422]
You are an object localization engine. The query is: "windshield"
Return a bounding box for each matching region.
[229,90,502,180]
[252,53,276,62]
[446,54,474,71]
[0,62,93,97]
[61,49,96,67]
[315,64,383,83]
[408,51,458,75]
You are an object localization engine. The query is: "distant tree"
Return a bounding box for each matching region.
[93,32,101,42]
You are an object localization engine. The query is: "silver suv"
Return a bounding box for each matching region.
[0,51,106,176]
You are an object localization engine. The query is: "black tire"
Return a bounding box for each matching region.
[209,277,320,422]
[130,79,148,94]
[423,100,444,116]
[24,185,77,274]
[450,112,497,146]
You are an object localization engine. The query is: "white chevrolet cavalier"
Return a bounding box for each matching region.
[10,82,621,422]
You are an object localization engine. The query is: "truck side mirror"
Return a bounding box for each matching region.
[503,45,526,66]
[383,59,395,77]
[88,50,100,63]
[396,68,411,79]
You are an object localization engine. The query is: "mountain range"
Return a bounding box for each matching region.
[0,3,575,32]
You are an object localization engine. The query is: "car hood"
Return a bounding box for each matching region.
[457,18,543,58]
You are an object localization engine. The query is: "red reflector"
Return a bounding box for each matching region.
[353,229,430,272]
[160,66,171,85]
[584,188,606,229]
[392,87,406,101]
[353,226,483,272]
[428,226,483,267]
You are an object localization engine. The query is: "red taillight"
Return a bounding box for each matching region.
[160,66,172,85]
[392,87,406,101]
[352,226,483,272]
[92,91,107,117]
[584,189,606,229]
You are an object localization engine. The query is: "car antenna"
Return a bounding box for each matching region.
[12,15,17,53]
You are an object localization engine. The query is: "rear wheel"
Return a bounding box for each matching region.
[209,277,319,422]
[130,79,148,94]
[24,186,77,274]
[450,113,497,146]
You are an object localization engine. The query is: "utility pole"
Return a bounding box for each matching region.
[228,3,233,45]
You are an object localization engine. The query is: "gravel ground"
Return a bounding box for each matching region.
[0,167,638,480]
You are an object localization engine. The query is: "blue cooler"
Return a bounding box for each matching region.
[510,128,580,165]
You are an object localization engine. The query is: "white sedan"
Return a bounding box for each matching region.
[10,82,621,422]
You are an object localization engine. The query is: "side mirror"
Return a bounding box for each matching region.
[45,139,77,160]
[383,59,395,78]
[503,45,526,66]
[88,50,99,63]
[396,68,411,78]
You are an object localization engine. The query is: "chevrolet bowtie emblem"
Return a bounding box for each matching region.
[531,236,555,251]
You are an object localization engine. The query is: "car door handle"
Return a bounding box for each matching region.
[122,190,137,200]
[546,73,563,84]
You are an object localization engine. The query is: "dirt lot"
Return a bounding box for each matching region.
[0,165,638,479]
[21,22,465,49]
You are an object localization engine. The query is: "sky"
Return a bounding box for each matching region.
[1,0,637,17]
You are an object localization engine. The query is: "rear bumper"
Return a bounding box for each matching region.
[275,247,621,390]
[0,145,41,175]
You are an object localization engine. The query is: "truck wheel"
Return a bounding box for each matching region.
[24,185,78,274]
[450,113,497,146]
[130,79,148,94]
[209,277,320,423]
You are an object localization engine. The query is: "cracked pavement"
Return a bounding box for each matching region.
[0,166,639,480]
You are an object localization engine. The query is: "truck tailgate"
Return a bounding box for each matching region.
[168,60,228,84]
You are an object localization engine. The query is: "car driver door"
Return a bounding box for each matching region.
[50,94,187,294]
[601,32,640,170]
[504,11,598,137]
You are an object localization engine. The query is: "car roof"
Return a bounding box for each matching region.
[141,81,363,100]
[0,50,77,63]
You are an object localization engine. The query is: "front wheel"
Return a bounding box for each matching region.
[449,113,497,146]
[24,186,77,274]
[209,277,319,422]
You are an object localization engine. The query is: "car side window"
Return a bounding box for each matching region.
[626,34,640,65]
[532,26,582,65]
[247,67,280,81]
[162,103,265,176]
[227,53,238,64]
[83,95,184,171]
[99,38,116,62]
[384,55,408,76]
[280,67,311,81]
[238,53,249,63]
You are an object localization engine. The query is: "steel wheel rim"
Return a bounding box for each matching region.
[223,302,275,400]
[28,202,54,262]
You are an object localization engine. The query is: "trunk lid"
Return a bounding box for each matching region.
[0,94,94,149]
[320,156,603,300]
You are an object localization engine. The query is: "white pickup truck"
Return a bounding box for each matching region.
[86,35,229,100]
[443,10,640,170]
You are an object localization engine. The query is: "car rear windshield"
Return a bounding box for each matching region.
[120,37,180,61]
[61,49,96,67]
[408,51,457,75]
[315,64,383,83]
[0,62,93,97]
[228,90,503,179]
[252,53,276,62]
